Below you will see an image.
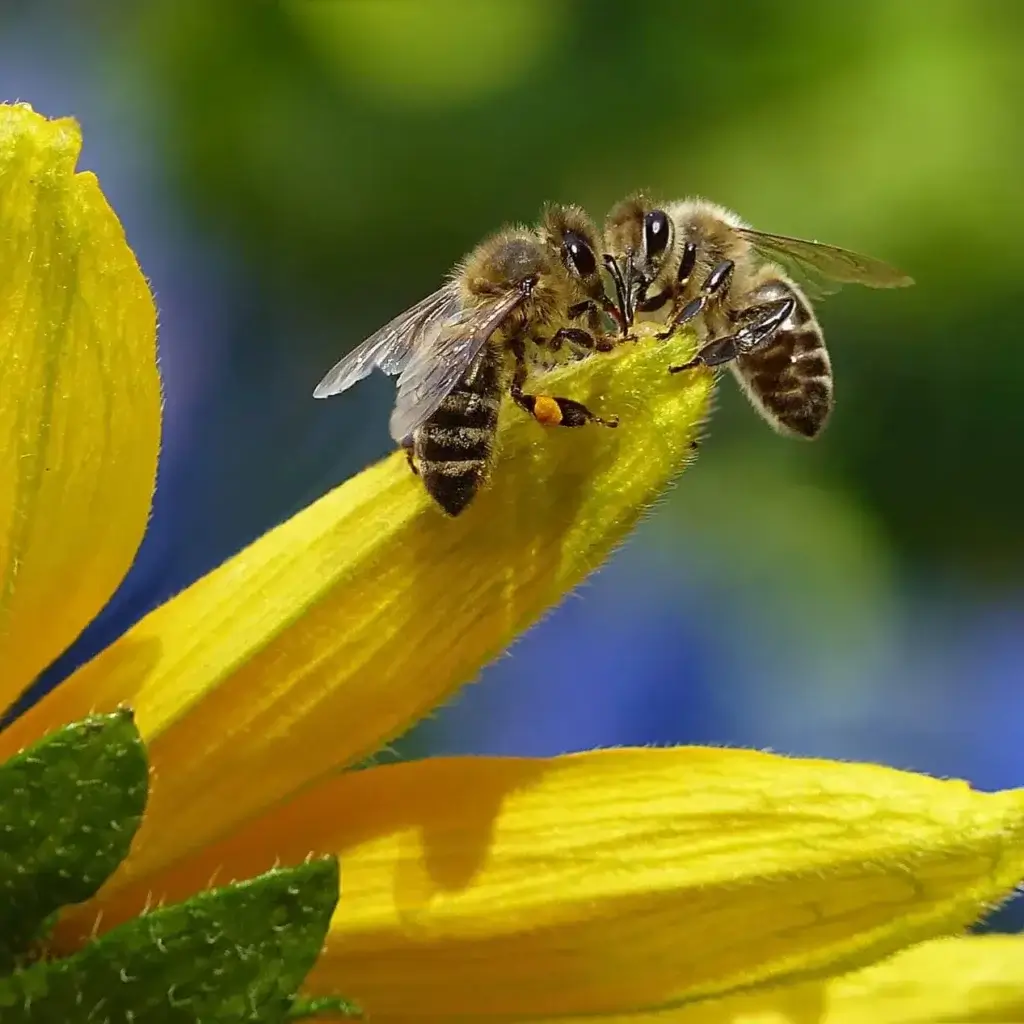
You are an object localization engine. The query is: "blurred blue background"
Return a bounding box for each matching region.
[3,0,1021,927]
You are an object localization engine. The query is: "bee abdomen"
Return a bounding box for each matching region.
[747,330,831,382]
[426,390,502,430]
[417,456,491,517]
[417,427,494,515]
[757,374,833,438]
[417,425,495,464]
[736,328,834,439]
[415,355,503,516]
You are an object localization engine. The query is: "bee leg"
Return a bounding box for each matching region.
[549,326,615,356]
[635,288,672,314]
[513,388,620,429]
[569,296,628,343]
[734,296,797,337]
[657,258,734,341]
[669,297,795,373]
[510,339,618,428]
[636,243,697,319]
[400,435,420,476]
[566,299,597,321]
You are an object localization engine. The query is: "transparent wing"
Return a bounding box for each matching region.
[742,229,914,298]
[388,287,526,441]
[312,285,460,398]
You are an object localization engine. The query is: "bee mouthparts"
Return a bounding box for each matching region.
[602,254,633,332]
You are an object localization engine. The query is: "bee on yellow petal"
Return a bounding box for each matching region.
[314,204,623,517]
[603,195,914,438]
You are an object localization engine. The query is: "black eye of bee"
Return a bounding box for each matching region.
[644,210,671,258]
[563,231,598,278]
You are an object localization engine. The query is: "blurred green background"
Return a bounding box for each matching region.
[4,0,1022,926]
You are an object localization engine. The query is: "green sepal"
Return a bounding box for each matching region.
[289,995,363,1020]
[0,856,341,1022]
[0,709,147,971]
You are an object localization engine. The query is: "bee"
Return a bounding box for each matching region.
[603,196,914,438]
[313,205,621,516]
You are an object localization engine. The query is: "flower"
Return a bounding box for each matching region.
[1,102,1022,1023]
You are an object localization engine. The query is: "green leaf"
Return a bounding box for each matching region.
[288,995,363,1020]
[0,709,147,971]
[0,856,341,1023]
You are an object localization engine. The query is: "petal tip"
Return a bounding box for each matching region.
[0,103,82,178]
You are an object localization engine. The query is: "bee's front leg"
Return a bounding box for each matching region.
[547,326,615,357]
[566,299,598,321]
[658,255,734,341]
[570,290,630,339]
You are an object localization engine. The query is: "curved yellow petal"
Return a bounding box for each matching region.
[595,936,1024,1023]
[52,748,1024,1021]
[1,324,711,888]
[0,103,160,709]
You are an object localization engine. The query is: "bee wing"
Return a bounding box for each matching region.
[741,229,914,298]
[388,286,527,442]
[312,285,461,398]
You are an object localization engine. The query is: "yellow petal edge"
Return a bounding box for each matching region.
[0,102,160,709]
[1,322,712,894]
[57,747,1024,1022]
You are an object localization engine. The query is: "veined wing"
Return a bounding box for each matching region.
[388,286,527,441]
[312,285,460,399]
[742,228,914,298]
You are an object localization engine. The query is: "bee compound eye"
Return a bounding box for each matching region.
[563,231,597,278]
[644,210,671,258]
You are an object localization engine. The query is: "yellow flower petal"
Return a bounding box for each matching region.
[51,748,1024,1021]
[0,103,160,708]
[614,936,1024,1023]
[0,324,711,891]
[806,934,1024,1024]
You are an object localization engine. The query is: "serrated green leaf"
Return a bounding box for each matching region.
[288,995,363,1020]
[0,856,340,1023]
[0,709,147,971]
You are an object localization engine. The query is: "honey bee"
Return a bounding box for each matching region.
[313,205,621,516]
[603,196,914,438]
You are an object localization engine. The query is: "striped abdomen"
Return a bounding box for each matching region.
[414,345,503,516]
[732,276,833,439]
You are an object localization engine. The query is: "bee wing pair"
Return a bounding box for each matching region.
[741,229,915,298]
[313,282,528,441]
[312,285,456,399]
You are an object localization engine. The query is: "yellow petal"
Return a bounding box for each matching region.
[1,323,711,890]
[0,103,160,708]
[51,748,1024,1021]
[805,935,1024,1024]
[610,936,1024,1023]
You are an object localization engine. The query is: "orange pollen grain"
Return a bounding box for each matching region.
[533,396,563,426]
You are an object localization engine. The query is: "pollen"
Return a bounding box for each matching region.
[533,396,563,426]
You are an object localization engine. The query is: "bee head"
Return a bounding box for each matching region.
[603,194,674,325]
[539,203,605,302]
